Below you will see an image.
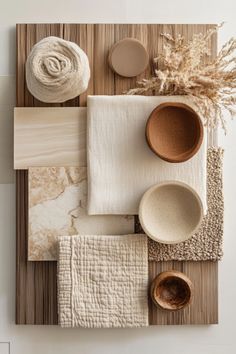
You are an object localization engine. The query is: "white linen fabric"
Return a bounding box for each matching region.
[87,95,207,215]
[57,234,149,328]
[26,36,90,103]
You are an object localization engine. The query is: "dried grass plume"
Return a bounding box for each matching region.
[126,24,236,133]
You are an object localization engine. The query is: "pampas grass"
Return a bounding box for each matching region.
[126,24,236,133]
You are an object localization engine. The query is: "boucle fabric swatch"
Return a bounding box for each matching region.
[58,234,149,328]
[26,37,90,103]
[87,95,207,215]
[148,148,224,261]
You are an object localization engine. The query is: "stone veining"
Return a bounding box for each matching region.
[28,167,134,260]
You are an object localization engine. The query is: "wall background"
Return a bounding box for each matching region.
[0,0,235,353]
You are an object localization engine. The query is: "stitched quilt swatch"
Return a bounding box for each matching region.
[58,234,149,328]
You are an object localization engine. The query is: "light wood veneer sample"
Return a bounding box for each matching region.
[14,107,86,169]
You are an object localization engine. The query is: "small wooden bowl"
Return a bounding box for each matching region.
[151,271,193,311]
[146,102,203,163]
[108,38,149,78]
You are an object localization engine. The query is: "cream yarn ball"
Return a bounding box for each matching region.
[26,36,90,103]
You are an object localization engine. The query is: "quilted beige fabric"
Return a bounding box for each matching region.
[26,36,90,103]
[58,234,149,328]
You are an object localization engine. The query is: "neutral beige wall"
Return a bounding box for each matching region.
[0,0,235,353]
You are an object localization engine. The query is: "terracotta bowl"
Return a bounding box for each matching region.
[139,181,203,244]
[146,102,203,163]
[150,270,193,311]
[108,38,149,78]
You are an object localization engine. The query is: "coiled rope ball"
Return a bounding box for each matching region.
[26,36,90,103]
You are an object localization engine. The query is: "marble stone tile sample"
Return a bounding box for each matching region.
[28,167,134,261]
[14,107,86,169]
[87,95,207,215]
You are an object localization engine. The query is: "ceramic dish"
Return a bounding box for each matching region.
[108,38,149,77]
[150,270,193,311]
[139,181,203,244]
[146,102,203,163]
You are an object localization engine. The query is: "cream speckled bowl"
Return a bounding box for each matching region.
[139,181,203,244]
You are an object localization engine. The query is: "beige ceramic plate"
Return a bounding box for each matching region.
[139,181,203,244]
[108,38,149,77]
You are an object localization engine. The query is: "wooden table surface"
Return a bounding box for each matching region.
[16,23,218,325]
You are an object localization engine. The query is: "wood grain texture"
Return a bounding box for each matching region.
[16,23,218,325]
[149,261,218,324]
[14,107,86,169]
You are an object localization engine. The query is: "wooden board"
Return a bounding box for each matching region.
[148,261,218,325]
[16,23,218,325]
[14,107,87,169]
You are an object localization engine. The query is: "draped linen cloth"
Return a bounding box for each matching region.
[87,95,207,215]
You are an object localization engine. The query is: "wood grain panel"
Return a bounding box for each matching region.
[94,24,115,95]
[148,261,218,325]
[16,23,218,325]
[14,107,86,169]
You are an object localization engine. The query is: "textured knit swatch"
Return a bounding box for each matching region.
[26,36,90,103]
[148,148,224,261]
[58,234,149,328]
